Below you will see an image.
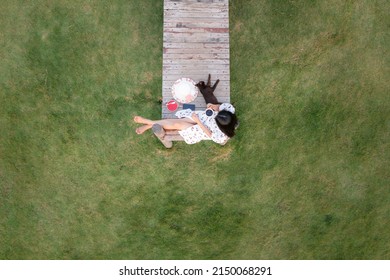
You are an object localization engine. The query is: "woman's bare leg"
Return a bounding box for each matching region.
[155,119,196,130]
[134,116,154,125]
[136,124,153,135]
[134,116,196,128]
[134,116,196,133]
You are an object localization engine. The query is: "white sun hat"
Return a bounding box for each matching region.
[172,77,198,103]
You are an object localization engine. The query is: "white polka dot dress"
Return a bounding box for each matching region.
[175,103,235,145]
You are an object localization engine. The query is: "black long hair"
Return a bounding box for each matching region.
[215,110,239,138]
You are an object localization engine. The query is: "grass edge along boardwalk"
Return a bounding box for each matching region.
[162,0,230,119]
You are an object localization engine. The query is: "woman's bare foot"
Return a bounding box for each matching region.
[135,124,152,134]
[134,116,153,125]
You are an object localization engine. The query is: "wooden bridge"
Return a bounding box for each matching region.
[155,0,230,147]
[162,0,230,118]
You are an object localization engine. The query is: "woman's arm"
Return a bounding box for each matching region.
[207,103,235,113]
[192,113,212,138]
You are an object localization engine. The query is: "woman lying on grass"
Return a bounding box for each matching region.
[134,103,238,145]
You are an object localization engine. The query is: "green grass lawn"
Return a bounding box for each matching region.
[1,0,389,259]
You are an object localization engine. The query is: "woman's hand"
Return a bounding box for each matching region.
[192,112,200,124]
[207,103,220,111]
[192,112,212,137]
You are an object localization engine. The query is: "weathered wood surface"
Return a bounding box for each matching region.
[162,0,230,119]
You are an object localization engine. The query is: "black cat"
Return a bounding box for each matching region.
[196,74,220,104]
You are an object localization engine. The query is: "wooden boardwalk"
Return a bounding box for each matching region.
[162,0,230,119]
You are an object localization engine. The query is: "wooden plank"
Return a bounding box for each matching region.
[164,47,229,54]
[164,27,229,33]
[164,11,228,18]
[163,59,229,65]
[162,89,229,97]
[164,30,229,37]
[163,69,229,75]
[171,0,227,3]
[162,91,230,99]
[164,21,228,28]
[164,6,227,11]
[164,0,227,3]
[164,1,227,8]
[163,53,229,59]
[164,9,228,15]
[164,46,229,54]
[164,63,229,70]
[164,5,228,12]
[162,92,230,101]
[164,74,229,81]
[163,81,229,90]
[152,124,174,148]
[163,33,229,44]
[164,20,227,26]
[163,42,228,49]
[164,16,228,22]
[163,77,229,85]
[162,89,230,96]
